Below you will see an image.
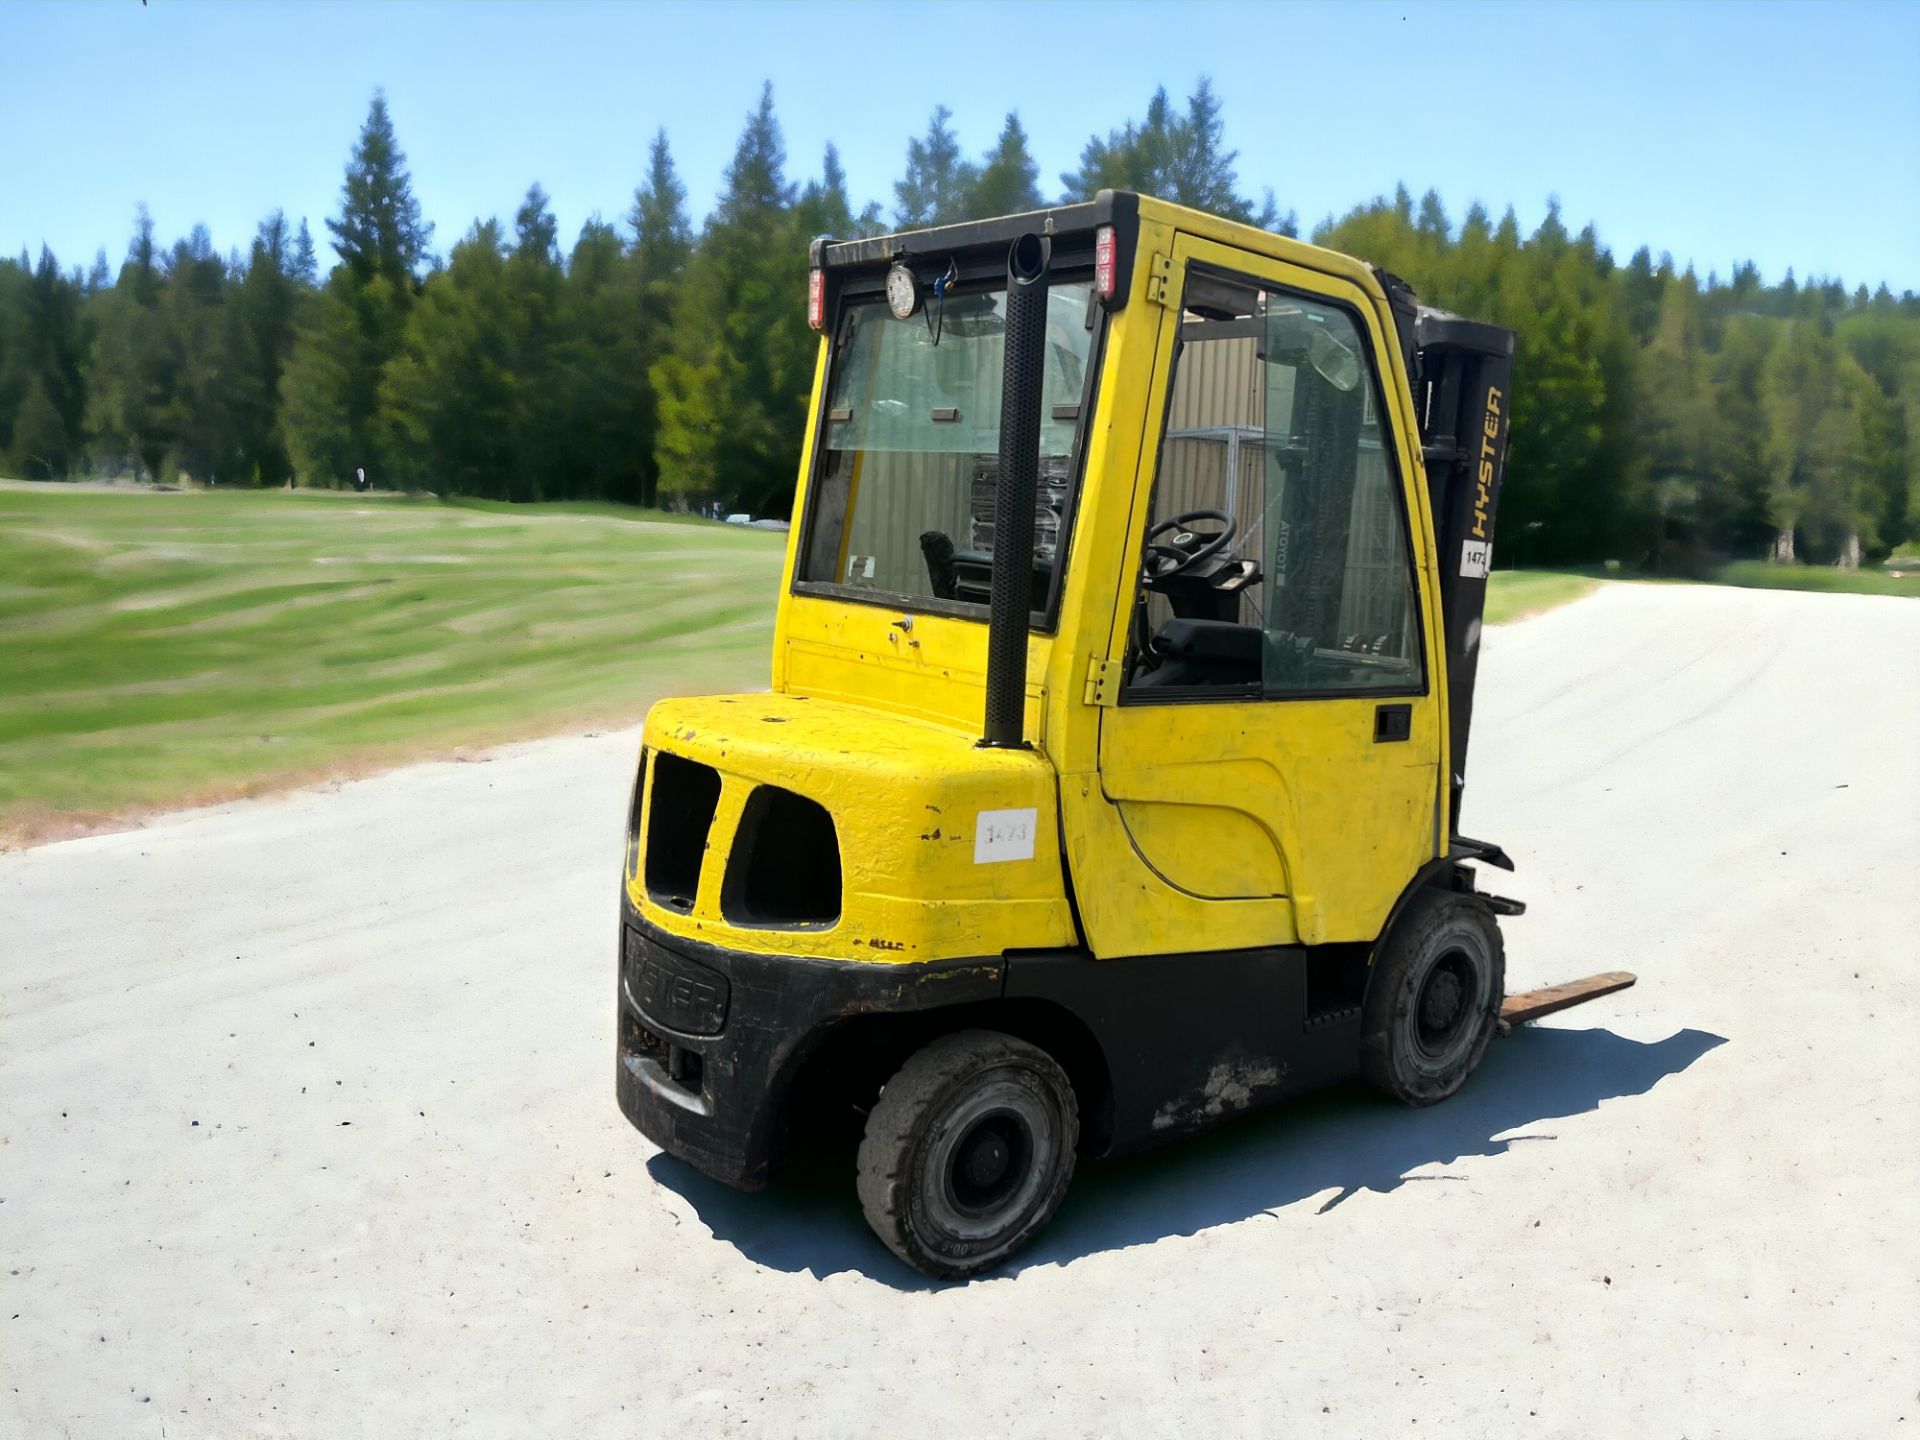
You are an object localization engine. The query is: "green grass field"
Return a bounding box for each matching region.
[1482,570,1602,624]
[1707,558,1919,599]
[4,482,1908,845]
[0,485,785,844]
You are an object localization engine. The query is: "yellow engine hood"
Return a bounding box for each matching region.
[627,693,1076,964]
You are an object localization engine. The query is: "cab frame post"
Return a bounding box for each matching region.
[981,232,1050,749]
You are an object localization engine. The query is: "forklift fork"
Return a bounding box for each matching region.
[1498,970,1638,1033]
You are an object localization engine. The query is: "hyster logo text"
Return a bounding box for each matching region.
[1474,386,1503,539]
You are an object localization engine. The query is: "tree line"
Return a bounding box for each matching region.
[1,80,1914,567]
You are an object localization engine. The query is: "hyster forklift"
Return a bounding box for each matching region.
[616,193,1633,1279]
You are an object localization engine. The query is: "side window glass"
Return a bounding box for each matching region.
[1125,267,1423,697]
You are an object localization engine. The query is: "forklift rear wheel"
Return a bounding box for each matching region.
[1360,890,1505,1107]
[856,1029,1078,1280]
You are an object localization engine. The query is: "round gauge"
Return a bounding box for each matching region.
[886,262,920,320]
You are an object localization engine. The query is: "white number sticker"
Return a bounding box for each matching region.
[973,808,1037,864]
[1460,539,1491,579]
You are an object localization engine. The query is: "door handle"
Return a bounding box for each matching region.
[1374,703,1412,743]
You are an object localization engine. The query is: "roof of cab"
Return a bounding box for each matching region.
[810,190,1389,307]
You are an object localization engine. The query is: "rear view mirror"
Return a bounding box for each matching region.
[1309,328,1361,393]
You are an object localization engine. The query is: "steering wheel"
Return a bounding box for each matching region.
[1143,509,1237,580]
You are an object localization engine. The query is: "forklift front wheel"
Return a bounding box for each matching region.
[856,1029,1079,1280]
[1361,890,1506,1107]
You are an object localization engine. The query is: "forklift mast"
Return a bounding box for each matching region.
[1379,275,1516,832]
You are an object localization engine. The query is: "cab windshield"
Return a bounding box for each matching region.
[798,278,1097,616]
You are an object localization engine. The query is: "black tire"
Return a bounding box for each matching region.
[856,1029,1078,1280]
[1360,889,1506,1107]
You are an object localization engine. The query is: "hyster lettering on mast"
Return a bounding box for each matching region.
[615,193,1634,1279]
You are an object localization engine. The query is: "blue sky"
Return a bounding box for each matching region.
[2,0,1915,290]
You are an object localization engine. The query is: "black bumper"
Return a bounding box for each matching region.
[614,903,1003,1189]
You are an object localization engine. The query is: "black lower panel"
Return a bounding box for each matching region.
[1006,947,1363,1155]
[616,905,1003,1189]
[620,899,1370,1183]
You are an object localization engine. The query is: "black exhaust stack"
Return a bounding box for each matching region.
[981,233,1049,749]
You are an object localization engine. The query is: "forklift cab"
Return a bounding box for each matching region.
[616,193,1629,1279]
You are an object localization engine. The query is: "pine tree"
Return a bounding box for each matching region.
[0,254,31,462]
[280,277,369,486]
[797,143,859,237]
[22,246,87,464]
[85,207,171,477]
[1763,317,1867,561]
[292,219,319,286]
[1165,77,1253,219]
[894,105,979,228]
[1709,316,1779,558]
[1853,381,1910,555]
[285,92,432,484]
[1508,207,1642,563]
[381,221,516,496]
[8,375,68,479]
[551,217,652,503]
[653,82,809,514]
[513,183,560,265]
[505,183,565,499]
[1639,269,1719,563]
[1619,246,1662,346]
[715,83,793,224]
[625,130,695,506]
[1836,303,1919,553]
[1062,86,1175,199]
[969,114,1043,217]
[1447,202,1501,319]
[1060,78,1277,225]
[630,129,692,280]
[325,90,433,287]
[155,225,240,482]
[225,211,311,485]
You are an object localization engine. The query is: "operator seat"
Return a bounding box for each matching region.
[921,529,1053,607]
[1134,618,1263,689]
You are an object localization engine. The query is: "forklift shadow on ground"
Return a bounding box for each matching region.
[644,1023,1727,1288]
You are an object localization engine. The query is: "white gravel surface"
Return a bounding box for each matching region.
[4,582,1917,1437]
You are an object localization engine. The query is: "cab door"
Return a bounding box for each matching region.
[1065,232,1444,958]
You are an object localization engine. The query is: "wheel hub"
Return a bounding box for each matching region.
[1421,968,1464,1033]
[937,1104,1038,1223]
[961,1131,1011,1189]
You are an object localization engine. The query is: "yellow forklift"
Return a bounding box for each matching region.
[616,193,1633,1278]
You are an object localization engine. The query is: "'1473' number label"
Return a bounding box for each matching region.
[973,808,1037,864]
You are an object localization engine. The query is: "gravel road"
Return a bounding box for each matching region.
[4,582,1917,1437]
